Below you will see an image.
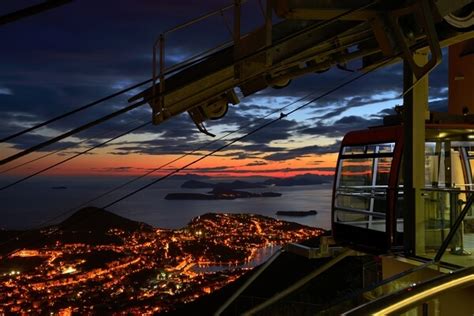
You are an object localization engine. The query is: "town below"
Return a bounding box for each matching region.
[0,207,323,314]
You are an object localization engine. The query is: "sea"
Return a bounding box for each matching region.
[0,175,333,231]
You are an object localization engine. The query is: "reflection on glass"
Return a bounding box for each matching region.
[376,157,392,185]
[343,146,365,155]
[340,159,373,187]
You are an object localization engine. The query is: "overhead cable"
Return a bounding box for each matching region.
[0,115,149,175]
[0,121,151,191]
[103,59,392,209]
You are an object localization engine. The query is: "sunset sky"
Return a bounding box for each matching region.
[0,0,449,180]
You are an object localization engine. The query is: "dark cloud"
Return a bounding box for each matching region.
[182,166,231,172]
[311,96,399,121]
[263,141,341,161]
[307,160,325,165]
[245,161,268,166]
[234,143,284,152]
[1,132,78,152]
[167,166,335,174]
[233,103,273,113]
[299,115,383,139]
[109,142,194,156]
[308,166,335,172]
[92,166,136,173]
[228,152,262,160]
[221,117,301,147]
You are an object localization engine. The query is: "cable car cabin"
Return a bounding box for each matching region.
[332,120,474,260]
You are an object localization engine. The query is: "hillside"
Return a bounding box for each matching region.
[0,207,154,254]
[58,206,153,233]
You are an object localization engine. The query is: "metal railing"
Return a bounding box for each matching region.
[334,186,390,230]
[151,0,259,124]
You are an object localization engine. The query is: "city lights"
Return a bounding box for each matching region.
[0,213,323,313]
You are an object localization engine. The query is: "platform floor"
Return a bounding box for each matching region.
[423,232,474,268]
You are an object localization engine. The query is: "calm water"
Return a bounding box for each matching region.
[0,176,333,230]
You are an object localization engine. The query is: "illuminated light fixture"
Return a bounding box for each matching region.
[468,135,474,139]
[372,274,474,315]
[62,266,77,274]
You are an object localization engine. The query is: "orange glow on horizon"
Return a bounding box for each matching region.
[0,145,338,178]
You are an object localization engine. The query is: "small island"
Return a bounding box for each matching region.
[276,210,318,217]
[51,186,68,190]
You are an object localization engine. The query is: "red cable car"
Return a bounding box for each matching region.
[332,115,474,259]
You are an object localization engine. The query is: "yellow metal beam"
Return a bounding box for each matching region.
[404,52,429,255]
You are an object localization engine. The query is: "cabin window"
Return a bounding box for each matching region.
[334,143,395,232]
[339,158,373,187]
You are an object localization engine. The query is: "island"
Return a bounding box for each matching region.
[51,186,68,190]
[165,189,282,200]
[276,210,318,217]
[180,174,333,190]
